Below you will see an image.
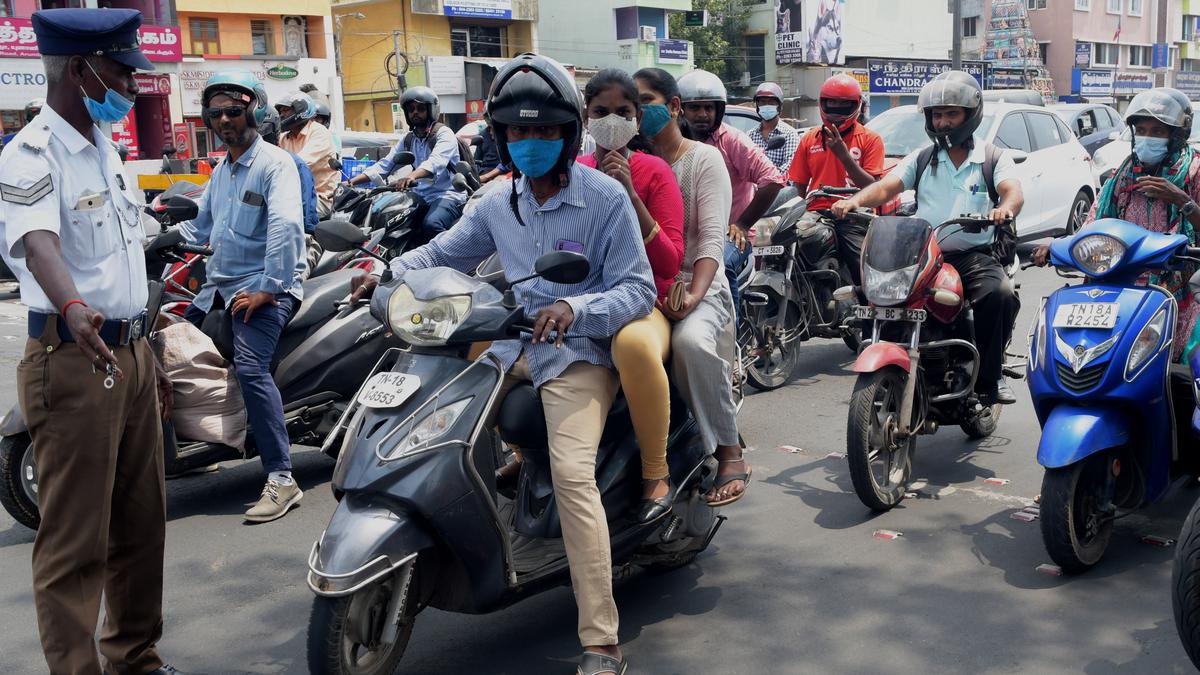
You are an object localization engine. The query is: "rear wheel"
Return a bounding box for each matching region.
[0,433,40,530]
[307,566,416,675]
[1065,190,1092,235]
[1040,455,1115,573]
[1173,496,1200,669]
[846,367,914,511]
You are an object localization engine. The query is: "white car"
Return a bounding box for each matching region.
[868,102,1099,240]
[1092,113,1200,186]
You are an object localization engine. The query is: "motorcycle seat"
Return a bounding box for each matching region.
[288,268,358,332]
[497,382,632,453]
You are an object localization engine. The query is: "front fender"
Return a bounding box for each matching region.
[1037,405,1130,469]
[307,494,435,597]
[748,268,790,298]
[0,404,26,437]
[853,342,911,373]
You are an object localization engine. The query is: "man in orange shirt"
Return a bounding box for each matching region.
[788,74,884,284]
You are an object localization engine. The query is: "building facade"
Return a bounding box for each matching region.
[0,0,183,159]
[176,0,337,159]
[333,0,536,133]
[534,0,694,84]
[1175,0,1200,99]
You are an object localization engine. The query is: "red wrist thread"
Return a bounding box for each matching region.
[60,299,87,316]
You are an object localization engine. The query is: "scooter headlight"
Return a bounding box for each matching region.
[1125,305,1169,380]
[1071,234,1126,276]
[1029,301,1047,371]
[386,283,472,346]
[384,397,473,460]
[863,263,918,307]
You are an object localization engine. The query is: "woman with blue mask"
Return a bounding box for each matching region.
[1033,87,1200,361]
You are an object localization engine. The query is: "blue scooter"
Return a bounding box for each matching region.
[1028,217,1200,573]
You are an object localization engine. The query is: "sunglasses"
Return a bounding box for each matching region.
[204,106,247,120]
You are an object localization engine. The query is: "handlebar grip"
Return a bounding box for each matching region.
[819,186,860,195]
[1187,247,1200,258]
[177,243,213,256]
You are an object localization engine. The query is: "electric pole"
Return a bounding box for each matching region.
[951,0,963,70]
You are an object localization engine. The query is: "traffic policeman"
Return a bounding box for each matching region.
[0,9,182,675]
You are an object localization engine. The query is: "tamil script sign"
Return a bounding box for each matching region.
[1112,71,1153,95]
[1078,69,1113,97]
[1175,71,1200,99]
[1075,42,1091,68]
[444,0,512,19]
[0,18,180,61]
[657,39,689,65]
[867,59,985,95]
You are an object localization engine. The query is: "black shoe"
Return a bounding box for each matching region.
[637,481,676,523]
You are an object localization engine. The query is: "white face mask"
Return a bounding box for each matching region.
[587,113,639,152]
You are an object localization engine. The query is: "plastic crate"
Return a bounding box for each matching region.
[341,158,372,182]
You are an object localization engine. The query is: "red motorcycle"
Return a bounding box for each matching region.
[841,214,1010,511]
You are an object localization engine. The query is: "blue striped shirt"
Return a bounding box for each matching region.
[390,162,655,387]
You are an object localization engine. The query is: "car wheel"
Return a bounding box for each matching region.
[1065,190,1091,235]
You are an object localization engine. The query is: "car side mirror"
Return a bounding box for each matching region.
[163,195,199,224]
[314,218,369,252]
[766,135,786,151]
[534,251,590,284]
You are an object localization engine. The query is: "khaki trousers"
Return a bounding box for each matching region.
[500,355,621,646]
[17,318,166,675]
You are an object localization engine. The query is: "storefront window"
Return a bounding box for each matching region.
[450,25,505,59]
[251,20,274,56]
[189,17,220,55]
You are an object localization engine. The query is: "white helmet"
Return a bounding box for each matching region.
[678,69,727,128]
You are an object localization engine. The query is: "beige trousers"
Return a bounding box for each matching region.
[501,355,621,646]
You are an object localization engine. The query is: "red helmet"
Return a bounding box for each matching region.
[819,74,863,132]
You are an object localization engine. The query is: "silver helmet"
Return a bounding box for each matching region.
[917,70,984,150]
[678,68,727,130]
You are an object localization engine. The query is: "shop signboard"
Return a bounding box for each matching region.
[0,18,180,61]
[179,59,334,116]
[775,0,846,66]
[657,39,689,65]
[111,109,139,160]
[1175,72,1200,99]
[426,55,466,95]
[1077,69,1113,97]
[1075,42,1091,68]
[172,123,192,160]
[867,59,986,95]
[444,0,512,19]
[831,67,869,92]
[0,59,45,110]
[134,74,172,96]
[1112,71,1153,96]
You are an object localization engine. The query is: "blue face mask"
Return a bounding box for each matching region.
[507,138,564,178]
[1134,135,1170,166]
[81,60,134,124]
[640,104,672,137]
[758,105,779,121]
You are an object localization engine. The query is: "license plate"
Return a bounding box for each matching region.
[1052,302,1119,329]
[356,372,421,409]
[753,245,785,256]
[854,306,926,322]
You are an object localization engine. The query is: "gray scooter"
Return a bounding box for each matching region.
[304,221,725,674]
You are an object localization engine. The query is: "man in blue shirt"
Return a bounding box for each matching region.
[181,72,307,522]
[832,71,1024,405]
[351,54,653,675]
[348,87,466,242]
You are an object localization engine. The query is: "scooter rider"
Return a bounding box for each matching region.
[348,86,467,242]
[180,71,307,522]
[677,68,785,318]
[788,73,885,285]
[831,70,1024,406]
[350,53,655,675]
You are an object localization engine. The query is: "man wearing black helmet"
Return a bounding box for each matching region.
[349,86,467,241]
[350,53,654,675]
[832,70,1024,406]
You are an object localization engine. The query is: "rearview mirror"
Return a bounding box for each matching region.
[766,135,787,151]
[163,195,199,223]
[451,173,469,192]
[470,135,484,147]
[328,156,343,172]
[392,150,416,168]
[534,251,590,284]
[314,219,368,252]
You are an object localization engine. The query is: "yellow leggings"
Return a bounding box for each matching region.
[612,309,672,480]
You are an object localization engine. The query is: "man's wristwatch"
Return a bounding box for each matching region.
[1182,200,1198,217]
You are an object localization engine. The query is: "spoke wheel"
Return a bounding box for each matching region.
[846,367,913,511]
[745,297,800,391]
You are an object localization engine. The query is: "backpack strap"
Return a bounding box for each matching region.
[910,144,938,208]
[981,142,1002,207]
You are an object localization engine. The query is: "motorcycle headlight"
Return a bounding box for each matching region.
[753,216,780,246]
[1125,305,1169,380]
[386,283,472,346]
[1071,234,1126,276]
[1029,301,1047,371]
[383,397,473,460]
[863,263,918,307]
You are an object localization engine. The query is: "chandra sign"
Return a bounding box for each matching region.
[0,18,181,61]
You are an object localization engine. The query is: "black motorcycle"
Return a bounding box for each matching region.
[739,186,864,390]
[0,198,404,530]
[303,221,724,674]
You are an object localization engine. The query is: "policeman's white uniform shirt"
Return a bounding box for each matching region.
[0,105,148,320]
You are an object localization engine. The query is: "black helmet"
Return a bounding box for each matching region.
[258,106,281,145]
[485,53,583,183]
[399,86,440,133]
[917,70,984,150]
[24,98,44,120]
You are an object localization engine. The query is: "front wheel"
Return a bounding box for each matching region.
[846,367,914,511]
[1040,455,1115,574]
[1173,496,1200,669]
[960,402,1001,439]
[307,567,416,675]
[744,296,800,391]
[0,433,40,530]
